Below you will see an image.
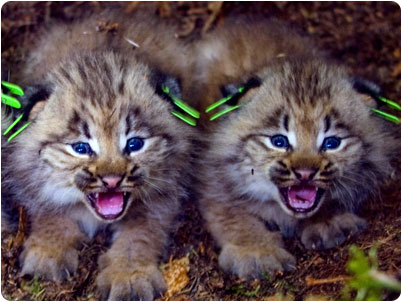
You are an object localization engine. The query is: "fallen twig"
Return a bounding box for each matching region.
[305,275,350,286]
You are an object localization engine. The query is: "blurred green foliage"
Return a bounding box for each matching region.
[21,276,46,299]
[227,284,261,298]
[342,245,400,300]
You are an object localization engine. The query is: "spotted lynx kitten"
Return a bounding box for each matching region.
[2,11,195,300]
[196,19,400,279]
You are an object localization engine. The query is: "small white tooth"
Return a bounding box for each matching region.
[95,193,99,198]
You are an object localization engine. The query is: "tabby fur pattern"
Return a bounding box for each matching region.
[196,19,400,279]
[2,10,195,300]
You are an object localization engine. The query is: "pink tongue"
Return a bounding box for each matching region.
[95,192,124,217]
[288,185,317,210]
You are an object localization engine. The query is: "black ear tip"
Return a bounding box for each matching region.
[221,75,262,98]
[19,84,53,119]
[163,76,182,99]
[246,76,262,89]
[351,77,382,97]
[150,69,182,100]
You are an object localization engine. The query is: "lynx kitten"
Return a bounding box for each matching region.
[2,10,195,300]
[196,19,400,279]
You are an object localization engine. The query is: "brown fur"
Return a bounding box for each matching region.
[196,19,400,279]
[191,18,324,127]
[2,10,195,300]
[16,8,196,101]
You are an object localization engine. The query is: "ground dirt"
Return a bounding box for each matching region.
[1,2,401,301]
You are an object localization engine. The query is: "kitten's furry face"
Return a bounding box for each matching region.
[207,59,397,219]
[4,51,192,222]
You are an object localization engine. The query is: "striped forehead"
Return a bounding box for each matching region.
[67,100,143,135]
[60,62,114,98]
[262,106,342,148]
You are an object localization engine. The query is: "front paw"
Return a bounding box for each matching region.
[219,243,296,279]
[96,260,166,301]
[20,240,79,281]
[301,213,367,249]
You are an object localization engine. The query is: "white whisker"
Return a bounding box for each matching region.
[147,176,175,186]
[143,179,165,196]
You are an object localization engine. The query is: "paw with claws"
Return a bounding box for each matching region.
[96,255,166,301]
[218,243,296,279]
[301,213,367,249]
[20,239,79,281]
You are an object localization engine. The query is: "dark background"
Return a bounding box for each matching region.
[1,2,400,300]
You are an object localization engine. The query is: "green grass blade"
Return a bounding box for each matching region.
[1,94,21,108]
[205,95,234,113]
[171,111,197,126]
[209,104,242,121]
[1,81,24,96]
[371,108,400,124]
[3,113,24,135]
[161,85,170,94]
[205,86,245,113]
[161,85,200,118]
[7,121,31,141]
[378,96,401,111]
[171,96,200,118]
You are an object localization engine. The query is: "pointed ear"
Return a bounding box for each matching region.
[351,76,382,96]
[18,84,53,120]
[220,83,239,97]
[221,76,261,98]
[150,69,182,103]
[351,76,382,107]
[220,76,262,106]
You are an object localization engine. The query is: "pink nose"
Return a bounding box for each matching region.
[294,168,317,180]
[102,175,123,188]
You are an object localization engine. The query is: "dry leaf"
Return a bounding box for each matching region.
[13,206,28,248]
[160,255,190,299]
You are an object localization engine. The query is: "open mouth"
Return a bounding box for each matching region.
[279,185,324,213]
[86,192,130,220]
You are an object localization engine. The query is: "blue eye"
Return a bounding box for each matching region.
[126,137,144,153]
[322,136,341,150]
[72,142,92,155]
[270,135,289,149]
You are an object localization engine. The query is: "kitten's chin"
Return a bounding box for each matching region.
[85,192,131,222]
[277,185,325,219]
